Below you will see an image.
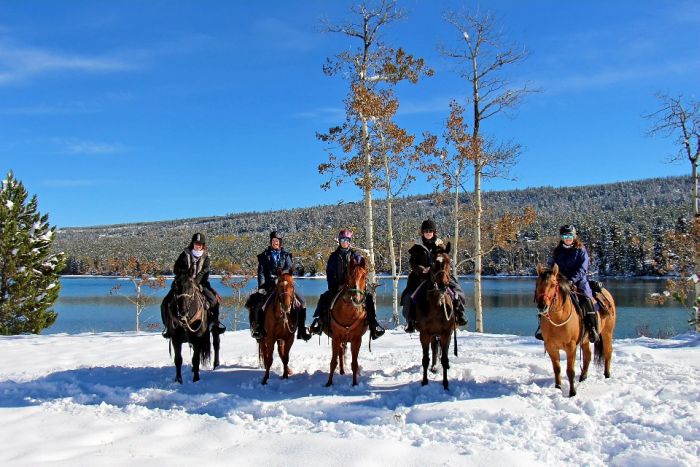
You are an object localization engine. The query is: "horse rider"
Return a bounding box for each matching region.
[308,229,385,340]
[245,231,312,341]
[401,219,468,333]
[161,232,226,338]
[535,224,600,343]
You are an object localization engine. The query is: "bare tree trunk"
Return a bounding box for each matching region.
[474,168,484,333]
[453,176,460,278]
[383,153,400,326]
[693,163,699,217]
[135,283,141,333]
[362,117,377,285]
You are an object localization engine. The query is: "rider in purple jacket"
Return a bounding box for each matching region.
[535,225,600,342]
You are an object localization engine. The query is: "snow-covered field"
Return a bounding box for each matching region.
[1,330,698,466]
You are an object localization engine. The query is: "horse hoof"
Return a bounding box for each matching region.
[213,359,220,369]
[339,370,345,375]
[569,392,576,398]
[604,372,611,379]
[193,374,200,383]
[443,384,449,391]
[261,379,268,385]
[555,384,561,389]
[325,381,333,387]
[579,375,587,382]
[175,377,182,384]
[429,367,438,374]
[421,380,428,386]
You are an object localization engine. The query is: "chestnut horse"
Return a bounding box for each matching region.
[166,277,212,383]
[415,242,455,390]
[324,256,369,387]
[535,264,616,396]
[258,269,299,385]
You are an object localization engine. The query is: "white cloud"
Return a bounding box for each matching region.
[0,39,136,86]
[52,138,130,155]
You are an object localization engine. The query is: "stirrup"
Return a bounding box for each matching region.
[162,328,171,339]
[308,318,323,335]
[370,323,385,340]
[405,321,415,333]
[534,328,543,341]
[213,322,226,334]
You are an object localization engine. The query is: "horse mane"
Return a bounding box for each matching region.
[539,268,571,302]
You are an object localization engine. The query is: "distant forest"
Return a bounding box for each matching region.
[54,176,691,278]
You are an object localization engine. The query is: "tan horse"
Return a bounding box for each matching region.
[416,242,455,390]
[324,256,369,387]
[258,270,298,385]
[535,264,616,396]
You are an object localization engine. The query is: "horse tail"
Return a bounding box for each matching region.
[200,330,212,367]
[594,335,604,367]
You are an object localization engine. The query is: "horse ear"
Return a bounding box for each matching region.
[536,264,544,275]
[552,263,559,277]
[358,256,366,268]
[445,241,451,254]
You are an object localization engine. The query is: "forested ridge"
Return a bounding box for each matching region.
[55,176,690,277]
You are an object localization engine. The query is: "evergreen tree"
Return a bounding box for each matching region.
[0,171,64,334]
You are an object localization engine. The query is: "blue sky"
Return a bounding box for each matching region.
[1,0,698,227]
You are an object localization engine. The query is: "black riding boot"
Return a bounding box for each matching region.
[209,303,226,335]
[455,300,468,327]
[296,308,312,341]
[404,302,416,333]
[586,310,600,343]
[161,295,172,339]
[366,294,385,340]
[534,316,543,341]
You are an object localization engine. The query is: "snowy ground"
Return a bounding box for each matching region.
[1,330,698,466]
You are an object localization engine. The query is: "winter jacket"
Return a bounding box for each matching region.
[257,247,293,289]
[173,249,214,292]
[548,244,592,298]
[326,247,363,292]
[408,237,446,272]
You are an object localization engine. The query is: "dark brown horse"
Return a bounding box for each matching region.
[535,264,617,396]
[166,277,212,383]
[415,242,455,390]
[324,256,369,387]
[258,269,299,385]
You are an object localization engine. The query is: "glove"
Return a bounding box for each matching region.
[420,266,431,274]
[258,288,267,295]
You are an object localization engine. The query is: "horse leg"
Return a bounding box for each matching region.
[351,336,361,386]
[420,332,430,386]
[173,337,183,384]
[565,344,577,397]
[212,330,220,369]
[325,338,339,387]
[339,342,346,375]
[441,332,451,390]
[430,337,438,374]
[603,331,613,378]
[262,339,274,385]
[192,340,201,382]
[580,341,592,382]
[545,345,562,389]
[279,338,291,379]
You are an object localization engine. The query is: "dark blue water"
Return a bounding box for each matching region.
[49,276,690,338]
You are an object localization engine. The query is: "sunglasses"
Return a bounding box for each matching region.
[561,234,574,240]
[422,229,434,234]
[339,237,351,243]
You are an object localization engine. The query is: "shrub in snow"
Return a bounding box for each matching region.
[0,171,64,334]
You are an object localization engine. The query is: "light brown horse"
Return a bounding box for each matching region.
[324,256,369,387]
[416,242,455,390]
[258,269,298,385]
[535,264,617,397]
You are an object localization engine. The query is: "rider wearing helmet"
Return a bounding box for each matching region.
[246,231,311,341]
[401,219,468,333]
[160,232,226,338]
[535,225,600,343]
[308,229,385,340]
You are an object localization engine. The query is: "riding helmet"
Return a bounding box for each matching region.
[191,232,206,244]
[421,219,437,232]
[559,225,576,236]
[269,231,282,243]
[338,229,353,240]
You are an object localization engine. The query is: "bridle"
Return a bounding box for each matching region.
[429,253,453,322]
[173,283,208,334]
[535,277,574,327]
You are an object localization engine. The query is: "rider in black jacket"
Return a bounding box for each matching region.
[401,220,468,332]
[246,231,311,341]
[308,229,385,340]
[160,233,226,338]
